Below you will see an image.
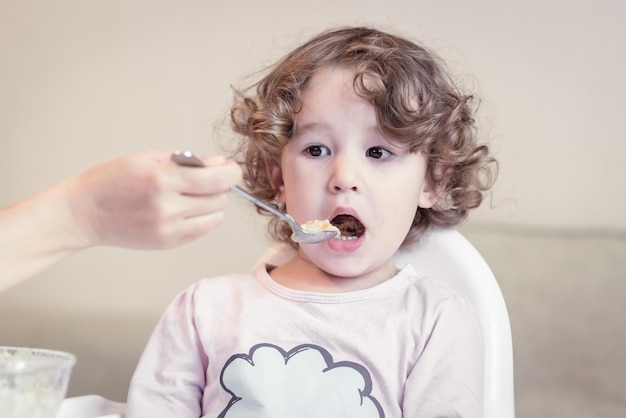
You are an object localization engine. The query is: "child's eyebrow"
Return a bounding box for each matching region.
[292,122,329,139]
[294,122,382,137]
[294,122,325,133]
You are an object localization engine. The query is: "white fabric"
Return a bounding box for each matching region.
[126,263,483,418]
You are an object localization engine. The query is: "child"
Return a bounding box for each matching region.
[126,26,497,418]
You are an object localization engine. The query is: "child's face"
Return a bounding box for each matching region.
[273,66,436,281]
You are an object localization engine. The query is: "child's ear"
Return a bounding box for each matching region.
[418,163,445,209]
[418,178,438,209]
[265,157,286,202]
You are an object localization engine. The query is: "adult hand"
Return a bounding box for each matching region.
[67,150,242,249]
[0,150,242,292]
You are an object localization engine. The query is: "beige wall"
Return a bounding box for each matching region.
[1,0,625,315]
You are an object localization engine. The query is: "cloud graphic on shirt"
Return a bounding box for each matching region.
[218,343,384,418]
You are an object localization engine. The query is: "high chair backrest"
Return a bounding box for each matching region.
[394,227,516,418]
[255,226,516,418]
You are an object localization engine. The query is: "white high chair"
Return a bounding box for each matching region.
[60,227,514,418]
[397,227,516,418]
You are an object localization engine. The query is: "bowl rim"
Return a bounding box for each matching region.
[0,346,76,374]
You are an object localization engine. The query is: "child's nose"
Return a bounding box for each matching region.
[328,156,361,193]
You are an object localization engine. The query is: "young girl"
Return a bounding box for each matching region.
[126,26,497,418]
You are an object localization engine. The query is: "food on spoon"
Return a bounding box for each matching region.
[300,219,340,236]
[330,215,366,240]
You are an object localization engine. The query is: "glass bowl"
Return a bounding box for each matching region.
[0,346,76,418]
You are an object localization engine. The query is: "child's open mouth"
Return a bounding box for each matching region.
[330,215,366,241]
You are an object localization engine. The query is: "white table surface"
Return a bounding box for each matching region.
[56,395,125,418]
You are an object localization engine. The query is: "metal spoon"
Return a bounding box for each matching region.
[171,150,340,244]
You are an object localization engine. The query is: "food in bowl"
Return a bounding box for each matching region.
[0,346,76,418]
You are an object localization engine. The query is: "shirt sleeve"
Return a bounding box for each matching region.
[402,295,484,418]
[126,283,207,418]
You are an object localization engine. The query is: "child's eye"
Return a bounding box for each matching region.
[305,145,330,157]
[366,147,392,159]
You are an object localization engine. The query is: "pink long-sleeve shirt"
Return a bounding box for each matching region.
[126,264,483,418]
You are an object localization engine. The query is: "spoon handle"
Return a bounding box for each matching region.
[230,186,298,228]
[171,150,298,228]
[171,150,204,167]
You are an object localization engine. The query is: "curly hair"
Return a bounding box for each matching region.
[229,26,497,247]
